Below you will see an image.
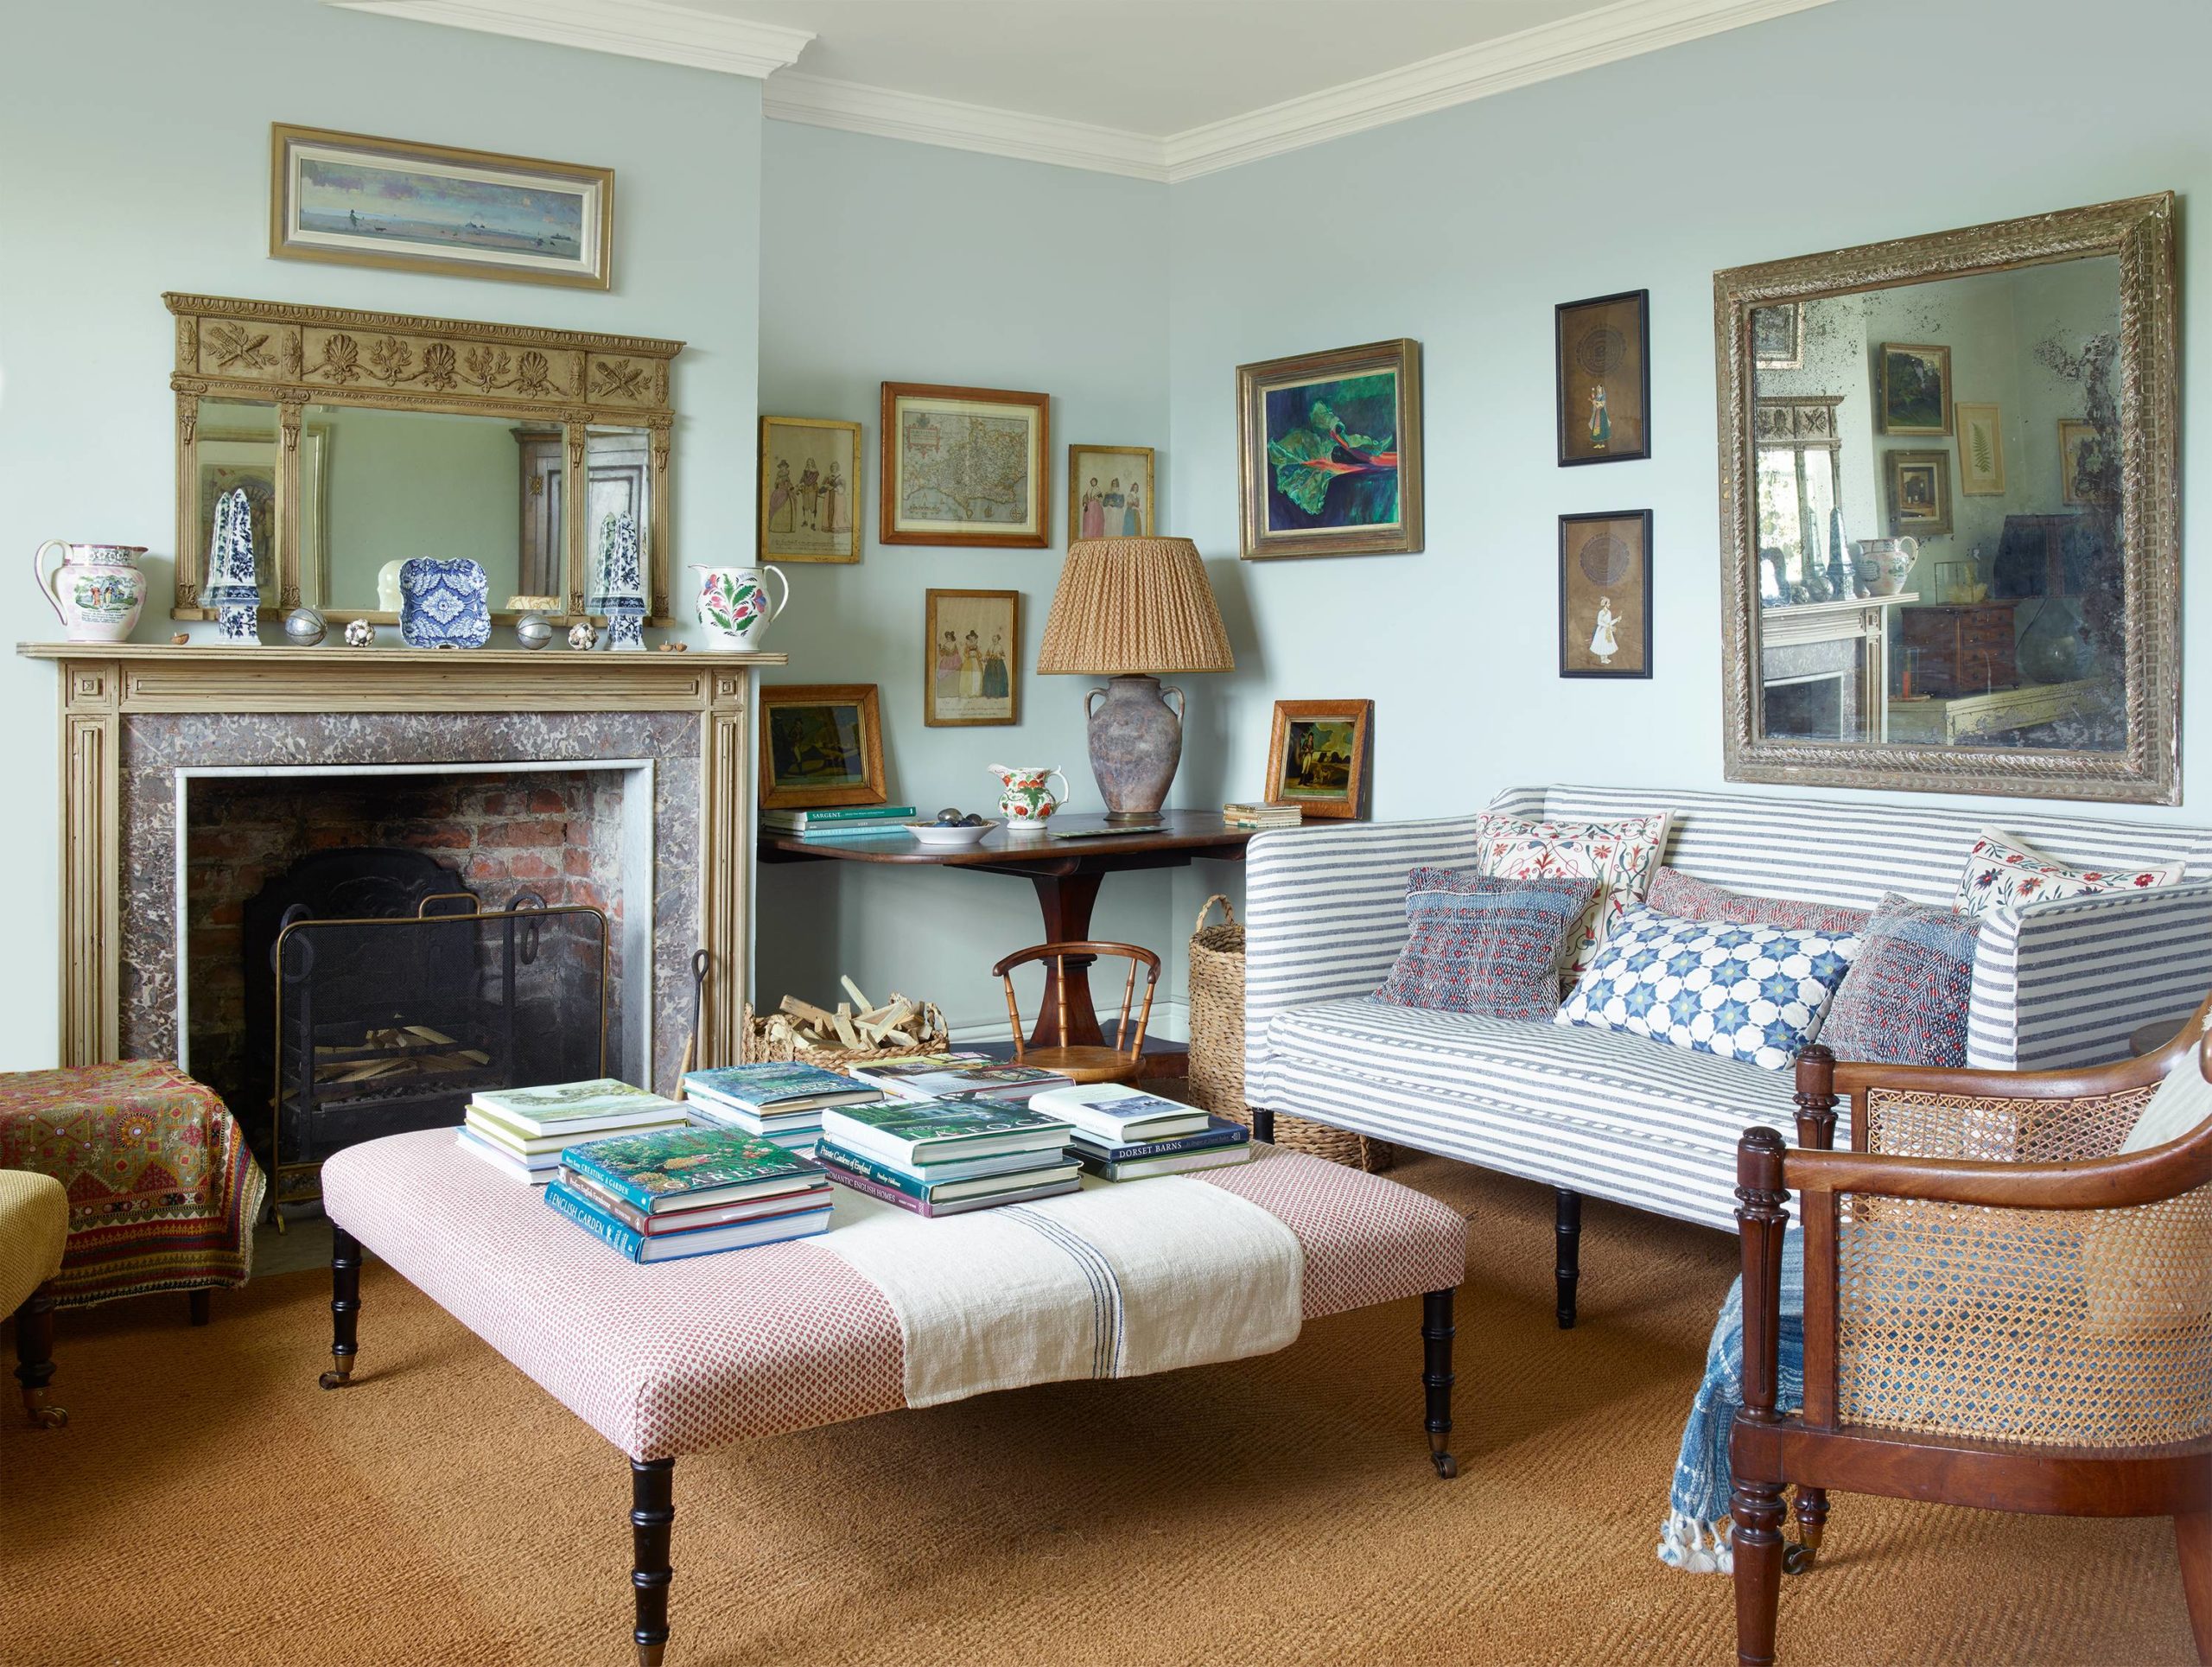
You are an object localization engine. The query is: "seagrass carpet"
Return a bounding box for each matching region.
[1,1152,2194,1667]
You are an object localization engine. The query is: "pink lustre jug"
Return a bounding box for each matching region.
[988,764,1070,833]
[35,540,146,642]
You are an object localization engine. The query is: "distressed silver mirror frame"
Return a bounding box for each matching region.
[1714,194,2178,805]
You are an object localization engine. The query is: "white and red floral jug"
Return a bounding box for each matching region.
[988,764,1071,832]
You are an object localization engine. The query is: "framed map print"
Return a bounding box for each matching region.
[759,417,861,563]
[880,382,1049,548]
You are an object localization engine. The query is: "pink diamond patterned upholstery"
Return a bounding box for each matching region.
[322,1130,1469,1461]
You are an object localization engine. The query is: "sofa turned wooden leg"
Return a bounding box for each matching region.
[1421,1288,1458,1479]
[13,1284,67,1429]
[318,1227,361,1390]
[1249,1107,1274,1144]
[631,1458,676,1667]
[1554,1189,1582,1329]
[2176,1511,2212,1666]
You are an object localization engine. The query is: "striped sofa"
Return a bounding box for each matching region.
[1243,785,2212,1323]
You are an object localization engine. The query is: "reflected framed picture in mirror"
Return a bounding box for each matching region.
[1955,402,2006,495]
[1751,302,1802,369]
[1885,449,1952,538]
[2059,418,2116,505]
[1878,342,1953,436]
[1554,291,1649,465]
[1558,510,1652,679]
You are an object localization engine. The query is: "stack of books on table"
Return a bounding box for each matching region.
[545,1125,834,1263]
[760,805,918,840]
[847,1053,1073,1104]
[1223,801,1301,830]
[457,1078,690,1187]
[815,1098,1081,1217]
[680,1061,887,1155]
[1033,1082,1254,1180]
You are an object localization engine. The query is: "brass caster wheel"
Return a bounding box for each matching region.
[1430,1449,1459,1480]
[1783,1541,1818,1575]
[27,1403,68,1429]
[318,1356,355,1390]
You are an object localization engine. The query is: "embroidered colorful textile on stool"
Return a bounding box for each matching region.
[0,1061,266,1308]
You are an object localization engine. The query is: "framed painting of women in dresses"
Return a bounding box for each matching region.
[1558,510,1652,678]
[1067,445,1155,544]
[1554,291,1649,465]
[924,589,1020,726]
[759,417,861,563]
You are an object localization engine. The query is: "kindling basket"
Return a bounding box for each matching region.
[737,1002,950,1071]
[1185,894,1389,1174]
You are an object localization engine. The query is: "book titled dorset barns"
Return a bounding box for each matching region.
[1027,1082,1211,1144]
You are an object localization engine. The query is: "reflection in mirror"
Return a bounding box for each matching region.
[585,427,652,610]
[1751,257,2123,754]
[192,399,289,597]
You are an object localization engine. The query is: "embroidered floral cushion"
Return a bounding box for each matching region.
[1645,867,1872,937]
[1376,868,1598,1019]
[1818,894,1980,1068]
[1556,906,1860,1072]
[1953,826,2184,920]
[1471,810,1672,972]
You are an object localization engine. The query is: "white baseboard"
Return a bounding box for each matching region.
[949,1000,1191,1047]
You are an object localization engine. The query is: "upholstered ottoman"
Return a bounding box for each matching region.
[320,1129,1469,1665]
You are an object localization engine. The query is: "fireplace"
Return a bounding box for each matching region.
[1763,674,1847,740]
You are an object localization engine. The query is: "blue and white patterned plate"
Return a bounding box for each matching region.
[397,558,492,649]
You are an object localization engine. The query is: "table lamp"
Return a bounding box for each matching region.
[1036,536,1236,822]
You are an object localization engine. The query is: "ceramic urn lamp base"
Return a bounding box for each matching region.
[1086,674,1185,821]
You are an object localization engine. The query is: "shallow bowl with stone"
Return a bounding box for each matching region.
[906,818,998,847]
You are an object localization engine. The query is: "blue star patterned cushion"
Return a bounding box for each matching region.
[1555,906,1861,1071]
[1376,868,1599,1020]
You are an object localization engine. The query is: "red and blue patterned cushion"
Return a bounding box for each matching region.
[1376,868,1597,1019]
[1817,893,1980,1067]
[1644,867,1872,936]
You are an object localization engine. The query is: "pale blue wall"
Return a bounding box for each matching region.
[0,0,762,1067]
[753,122,1170,1034]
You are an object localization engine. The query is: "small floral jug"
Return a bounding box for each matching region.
[35,541,146,643]
[693,563,789,650]
[988,764,1071,832]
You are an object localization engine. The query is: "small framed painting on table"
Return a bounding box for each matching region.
[1263,700,1373,819]
[759,684,887,811]
[1068,445,1154,544]
[1558,510,1652,679]
[925,589,1020,727]
[759,417,861,563]
[1555,290,1649,465]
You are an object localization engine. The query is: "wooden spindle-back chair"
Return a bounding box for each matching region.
[991,941,1160,1086]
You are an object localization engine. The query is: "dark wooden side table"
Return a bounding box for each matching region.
[757,811,1255,1051]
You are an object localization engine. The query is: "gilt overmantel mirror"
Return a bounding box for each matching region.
[1715,194,2178,804]
[166,292,682,627]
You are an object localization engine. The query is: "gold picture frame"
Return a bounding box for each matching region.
[924,590,1020,727]
[1066,445,1154,544]
[759,684,887,811]
[1955,401,2006,495]
[1885,449,1953,537]
[1878,341,1953,436]
[880,381,1049,548]
[1263,699,1372,819]
[759,417,861,563]
[1236,339,1422,560]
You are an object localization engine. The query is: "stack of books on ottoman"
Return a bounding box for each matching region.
[1032,1083,1252,1180]
[457,1078,690,1186]
[815,1098,1081,1217]
[544,1126,834,1263]
[845,1052,1071,1104]
[679,1061,887,1154]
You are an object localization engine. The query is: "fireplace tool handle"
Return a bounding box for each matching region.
[676,950,711,1096]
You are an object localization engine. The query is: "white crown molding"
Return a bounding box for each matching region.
[327,0,814,80]
[763,73,1169,182]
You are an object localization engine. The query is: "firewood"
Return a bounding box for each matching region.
[840,976,872,1011]
[779,995,837,1027]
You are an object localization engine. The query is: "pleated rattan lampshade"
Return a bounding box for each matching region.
[1036,538,1236,675]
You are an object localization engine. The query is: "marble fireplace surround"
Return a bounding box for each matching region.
[22,646,781,1082]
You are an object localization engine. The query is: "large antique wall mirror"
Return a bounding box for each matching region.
[1715,194,2177,803]
[167,293,681,627]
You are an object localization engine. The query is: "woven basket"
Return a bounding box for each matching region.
[737,1002,950,1072]
[1185,894,1389,1174]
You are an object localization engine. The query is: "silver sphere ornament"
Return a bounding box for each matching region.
[344,618,377,648]
[283,607,327,647]
[514,611,554,652]
[567,620,599,651]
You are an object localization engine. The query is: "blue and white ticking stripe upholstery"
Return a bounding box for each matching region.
[1243,785,2212,1231]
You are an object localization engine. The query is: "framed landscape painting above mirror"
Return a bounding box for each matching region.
[1714,194,2177,805]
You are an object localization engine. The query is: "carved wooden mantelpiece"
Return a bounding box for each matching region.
[21,643,782,1071]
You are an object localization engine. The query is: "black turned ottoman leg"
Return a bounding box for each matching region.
[318,1226,361,1390]
[1421,1287,1458,1479]
[13,1283,67,1428]
[1249,1107,1275,1143]
[1554,1188,1582,1329]
[631,1458,676,1667]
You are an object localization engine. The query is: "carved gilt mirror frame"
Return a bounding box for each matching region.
[166,292,681,625]
[1714,194,2178,804]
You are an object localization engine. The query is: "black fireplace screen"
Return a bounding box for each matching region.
[270,897,607,1212]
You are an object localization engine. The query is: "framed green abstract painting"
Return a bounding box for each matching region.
[1236,339,1422,560]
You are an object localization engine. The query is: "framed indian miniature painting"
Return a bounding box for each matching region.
[925,589,1020,727]
[760,417,861,563]
[1068,445,1154,544]
[1263,699,1372,819]
[1878,342,1952,436]
[1558,510,1652,679]
[759,684,887,811]
[880,382,1049,548]
[269,124,613,289]
[1236,340,1422,560]
[1555,290,1649,465]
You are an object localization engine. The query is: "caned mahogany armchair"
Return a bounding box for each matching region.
[1731,1000,2212,1667]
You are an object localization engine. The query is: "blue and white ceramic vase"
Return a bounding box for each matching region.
[202,486,263,645]
[588,512,648,653]
[397,557,493,649]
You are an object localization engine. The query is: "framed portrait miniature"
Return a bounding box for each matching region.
[1263,699,1373,819]
[925,589,1020,727]
[1558,510,1652,679]
[1236,340,1422,560]
[758,684,887,811]
[759,417,861,563]
[1555,290,1649,465]
[1068,445,1154,544]
[880,382,1049,548]
[1885,449,1953,537]
[1878,342,1952,436]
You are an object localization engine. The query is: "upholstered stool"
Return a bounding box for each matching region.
[2,1169,70,1427]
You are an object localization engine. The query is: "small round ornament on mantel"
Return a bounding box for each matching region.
[568,620,598,651]
[344,618,376,648]
[283,607,327,647]
[513,612,554,652]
